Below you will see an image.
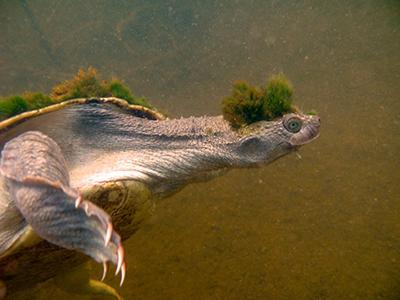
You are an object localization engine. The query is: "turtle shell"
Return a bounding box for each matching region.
[0,97,165,132]
[0,97,166,160]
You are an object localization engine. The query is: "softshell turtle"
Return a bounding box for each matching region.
[0,97,320,299]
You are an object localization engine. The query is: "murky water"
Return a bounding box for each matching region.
[1,1,399,299]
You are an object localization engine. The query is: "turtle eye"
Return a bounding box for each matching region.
[284,117,302,133]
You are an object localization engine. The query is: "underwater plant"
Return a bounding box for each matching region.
[265,73,294,118]
[222,73,296,128]
[50,67,152,107]
[0,96,29,119]
[21,92,54,110]
[105,79,152,108]
[0,68,152,120]
[0,92,55,120]
[106,79,134,102]
[50,67,109,101]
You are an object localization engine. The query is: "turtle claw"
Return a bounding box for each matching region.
[99,240,126,286]
[74,193,126,284]
[115,245,125,276]
[120,262,126,286]
[75,195,82,208]
[105,223,113,246]
[101,262,108,281]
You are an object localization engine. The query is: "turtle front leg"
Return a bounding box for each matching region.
[0,131,126,285]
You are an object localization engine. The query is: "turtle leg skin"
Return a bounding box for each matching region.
[0,131,126,289]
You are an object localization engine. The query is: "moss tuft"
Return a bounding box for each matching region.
[107,80,134,101]
[222,81,268,128]
[0,93,54,120]
[105,79,152,108]
[50,67,109,101]
[0,96,29,119]
[307,109,317,116]
[0,67,155,120]
[50,68,153,108]
[22,92,54,110]
[222,73,295,127]
[265,73,294,118]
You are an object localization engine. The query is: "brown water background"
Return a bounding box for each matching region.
[1,1,400,299]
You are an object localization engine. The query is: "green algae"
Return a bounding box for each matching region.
[0,68,153,120]
[50,67,152,108]
[265,74,294,117]
[0,92,55,120]
[222,73,296,128]
[50,67,109,101]
[0,96,29,119]
[106,80,134,102]
[105,79,153,108]
[22,92,54,110]
[307,109,318,116]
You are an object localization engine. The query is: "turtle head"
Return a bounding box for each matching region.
[235,112,320,165]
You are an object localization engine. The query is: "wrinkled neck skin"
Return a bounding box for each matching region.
[125,118,290,196]
[68,103,318,199]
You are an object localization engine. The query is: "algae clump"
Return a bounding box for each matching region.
[0,96,29,118]
[50,67,109,101]
[0,67,153,120]
[22,92,54,110]
[0,92,54,120]
[265,74,294,117]
[222,73,295,128]
[105,80,152,108]
[50,67,152,108]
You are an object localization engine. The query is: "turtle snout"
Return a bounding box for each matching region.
[310,115,321,127]
[289,115,320,146]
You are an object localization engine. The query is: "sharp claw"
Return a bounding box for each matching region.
[105,223,113,246]
[75,196,82,208]
[101,262,108,281]
[115,246,125,276]
[83,202,89,215]
[120,262,126,286]
[73,193,125,284]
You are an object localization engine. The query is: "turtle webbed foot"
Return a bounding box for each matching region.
[0,131,126,285]
[75,195,126,285]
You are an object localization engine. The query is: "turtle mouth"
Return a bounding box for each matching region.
[289,123,320,146]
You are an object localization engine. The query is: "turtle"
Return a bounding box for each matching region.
[0,97,320,299]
